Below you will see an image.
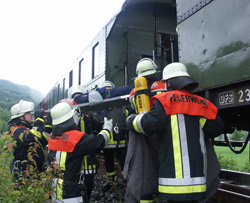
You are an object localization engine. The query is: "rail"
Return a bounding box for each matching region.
[210,169,250,202]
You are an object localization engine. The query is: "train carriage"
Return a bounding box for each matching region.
[39,0,250,135]
[39,0,178,110]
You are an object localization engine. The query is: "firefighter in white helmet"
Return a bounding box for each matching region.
[68,85,98,202]
[99,81,128,183]
[126,62,224,202]
[129,58,167,114]
[8,100,49,183]
[47,102,113,202]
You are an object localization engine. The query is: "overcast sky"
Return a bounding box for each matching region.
[0,0,126,96]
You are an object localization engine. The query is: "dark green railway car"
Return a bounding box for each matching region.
[176,0,250,133]
[39,0,250,134]
[38,0,178,110]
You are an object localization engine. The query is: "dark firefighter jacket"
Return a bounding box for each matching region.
[10,120,48,174]
[47,125,110,202]
[130,90,224,201]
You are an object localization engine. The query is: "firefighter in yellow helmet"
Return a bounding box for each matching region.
[47,102,113,202]
[126,62,224,202]
[8,100,49,183]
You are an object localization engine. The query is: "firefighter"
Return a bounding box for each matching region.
[129,58,167,114]
[47,102,113,202]
[126,62,224,203]
[101,80,128,181]
[8,100,49,182]
[68,85,98,202]
[125,58,167,203]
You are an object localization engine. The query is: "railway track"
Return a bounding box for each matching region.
[210,169,250,202]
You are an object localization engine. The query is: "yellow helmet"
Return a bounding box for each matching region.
[136,58,158,77]
[10,100,34,120]
[51,102,74,125]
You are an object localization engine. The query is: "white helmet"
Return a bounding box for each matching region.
[136,58,158,77]
[68,85,86,99]
[162,62,191,81]
[162,62,198,91]
[102,80,115,88]
[10,100,34,120]
[51,102,74,125]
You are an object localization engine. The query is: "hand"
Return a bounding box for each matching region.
[35,107,44,119]
[103,117,113,132]
[126,114,137,131]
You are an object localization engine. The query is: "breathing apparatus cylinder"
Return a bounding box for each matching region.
[134,77,150,114]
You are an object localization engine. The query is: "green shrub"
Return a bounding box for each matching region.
[0,133,59,202]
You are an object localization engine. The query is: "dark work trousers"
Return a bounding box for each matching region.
[103,147,127,176]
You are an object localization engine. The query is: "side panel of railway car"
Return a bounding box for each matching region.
[106,1,178,87]
[177,0,250,90]
[176,0,250,132]
[39,0,178,110]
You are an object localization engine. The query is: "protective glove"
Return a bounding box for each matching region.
[34,107,44,119]
[126,114,137,131]
[73,109,81,126]
[103,117,113,133]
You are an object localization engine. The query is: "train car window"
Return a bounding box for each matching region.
[63,78,65,99]
[69,70,73,87]
[57,84,60,103]
[79,58,84,85]
[158,33,172,61]
[92,42,100,79]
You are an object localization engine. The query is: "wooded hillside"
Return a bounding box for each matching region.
[0,79,44,132]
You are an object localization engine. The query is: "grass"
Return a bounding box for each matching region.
[214,143,250,170]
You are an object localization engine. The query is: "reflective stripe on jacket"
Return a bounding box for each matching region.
[132,90,219,201]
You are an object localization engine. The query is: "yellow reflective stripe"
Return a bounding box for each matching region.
[106,171,116,176]
[159,183,206,194]
[132,115,141,133]
[101,129,111,142]
[140,200,153,203]
[80,116,85,133]
[199,117,206,128]
[57,178,64,200]
[171,115,182,178]
[30,129,42,139]
[132,97,138,114]
[156,91,161,95]
[45,124,53,128]
[107,131,126,144]
[126,109,129,117]
[42,132,48,141]
[35,117,44,123]
[60,151,67,170]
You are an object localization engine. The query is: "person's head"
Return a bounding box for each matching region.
[9,100,34,125]
[68,85,86,99]
[102,81,115,91]
[51,102,74,126]
[161,62,199,91]
[136,58,158,78]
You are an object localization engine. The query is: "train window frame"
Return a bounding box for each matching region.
[69,70,73,87]
[92,42,100,79]
[79,58,84,85]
